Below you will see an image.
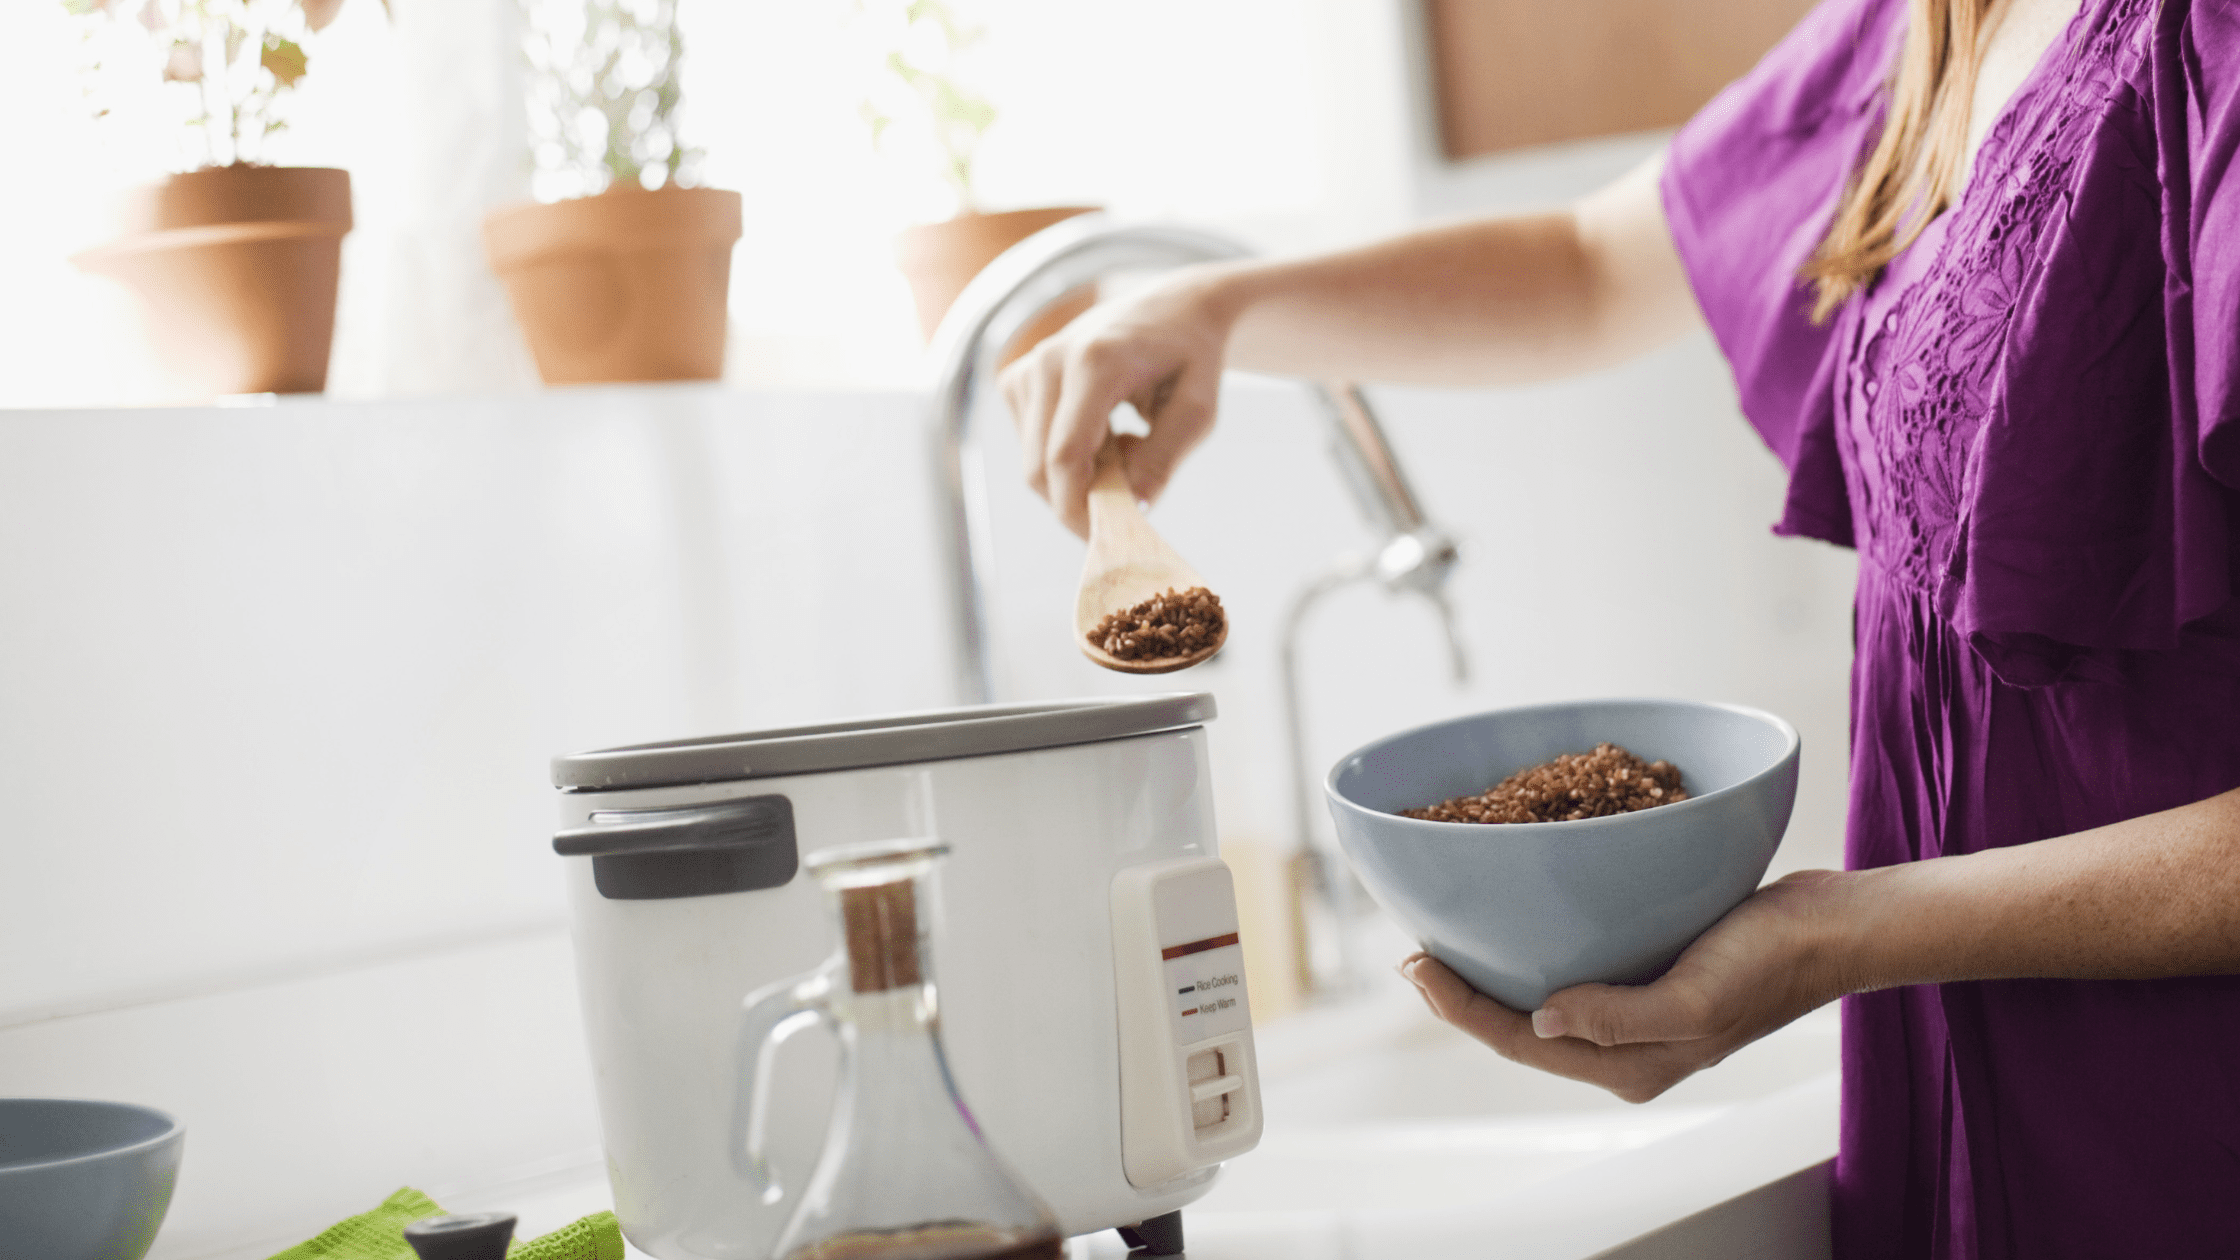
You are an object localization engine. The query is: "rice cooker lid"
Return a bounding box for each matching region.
[552,691,1216,791]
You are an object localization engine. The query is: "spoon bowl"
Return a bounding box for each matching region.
[1073,446,1226,674]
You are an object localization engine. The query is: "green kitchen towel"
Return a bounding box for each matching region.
[268,1187,625,1260]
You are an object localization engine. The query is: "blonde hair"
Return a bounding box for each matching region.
[1802,0,2007,322]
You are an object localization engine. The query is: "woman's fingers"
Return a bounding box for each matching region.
[1119,364,1219,506]
[1395,874,1853,1104]
[994,263,1242,535]
[1399,954,1702,1103]
[1534,978,1717,1048]
[1002,346,1059,501]
[1043,339,1136,538]
[1402,953,1534,1046]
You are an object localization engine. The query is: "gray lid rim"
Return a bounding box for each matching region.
[553,692,1216,792]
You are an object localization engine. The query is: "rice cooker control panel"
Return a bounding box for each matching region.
[1110,856,1263,1188]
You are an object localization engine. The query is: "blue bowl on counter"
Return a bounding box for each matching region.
[0,1098,183,1260]
[1326,699,1800,1011]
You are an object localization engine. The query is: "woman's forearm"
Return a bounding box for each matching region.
[1826,786,2240,991]
[998,149,1705,535]
[1201,153,1702,387]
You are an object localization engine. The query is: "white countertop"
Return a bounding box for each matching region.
[308,1066,1832,1260]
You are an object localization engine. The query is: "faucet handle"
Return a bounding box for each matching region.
[1316,382,1428,539]
[1425,587,1471,686]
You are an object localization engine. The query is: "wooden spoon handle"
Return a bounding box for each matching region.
[1085,443,1155,550]
[1088,442,1132,503]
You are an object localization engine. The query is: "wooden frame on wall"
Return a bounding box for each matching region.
[1423,0,1819,160]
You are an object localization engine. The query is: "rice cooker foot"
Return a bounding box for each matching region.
[1115,1211,1185,1256]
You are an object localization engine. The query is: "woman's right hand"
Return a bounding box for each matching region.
[998,262,1248,539]
[1401,869,1853,1104]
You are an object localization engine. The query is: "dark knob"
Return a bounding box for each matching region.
[403,1213,517,1260]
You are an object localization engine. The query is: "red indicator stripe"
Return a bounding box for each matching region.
[1180,1008,1198,1016]
[1161,931,1240,961]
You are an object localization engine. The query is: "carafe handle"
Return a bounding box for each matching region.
[733,961,839,1205]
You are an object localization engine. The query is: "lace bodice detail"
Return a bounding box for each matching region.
[1840,0,2156,596]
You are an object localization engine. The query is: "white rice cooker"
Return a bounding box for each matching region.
[549,693,1263,1260]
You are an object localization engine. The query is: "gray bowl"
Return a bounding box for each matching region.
[1326,698,1799,1011]
[0,1099,183,1260]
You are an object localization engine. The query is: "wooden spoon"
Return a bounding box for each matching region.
[1074,443,1227,674]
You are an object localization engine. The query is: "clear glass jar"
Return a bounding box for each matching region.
[741,838,1063,1260]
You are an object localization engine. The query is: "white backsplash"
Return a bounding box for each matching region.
[0,347,1856,1256]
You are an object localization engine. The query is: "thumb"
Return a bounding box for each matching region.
[1119,365,1218,506]
[1533,981,1712,1048]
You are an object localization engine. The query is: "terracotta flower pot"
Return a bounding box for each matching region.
[483,185,743,385]
[894,206,1101,359]
[74,165,352,398]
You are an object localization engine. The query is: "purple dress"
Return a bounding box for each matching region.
[1663,0,2240,1254]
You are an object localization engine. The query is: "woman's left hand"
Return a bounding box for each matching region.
[1401,870,1852,1103]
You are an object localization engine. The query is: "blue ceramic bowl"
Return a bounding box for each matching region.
[1327,699,1800,1011]
[0,1099,183,1260]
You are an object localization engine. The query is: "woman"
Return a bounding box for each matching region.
[1002,0,2240,1254]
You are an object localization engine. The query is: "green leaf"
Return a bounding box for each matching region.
[61,0,112,16]
[934,85,995,134]
[260,35,307,86]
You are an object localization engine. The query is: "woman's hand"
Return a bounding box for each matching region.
[1401,870,1853,1103]
[1402,784,2240,1102]
[998,262,1248,539]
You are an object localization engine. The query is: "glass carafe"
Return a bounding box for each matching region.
[739,838,1063,1260]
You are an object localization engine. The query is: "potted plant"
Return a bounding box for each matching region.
[483,0,741,385]
[65,0,371,398]
[860,0,1096,351]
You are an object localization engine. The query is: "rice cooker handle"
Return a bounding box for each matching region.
[732,961,840,1204]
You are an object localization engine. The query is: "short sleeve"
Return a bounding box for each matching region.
[2178,3,2240,494]
[1660,0,1907,548]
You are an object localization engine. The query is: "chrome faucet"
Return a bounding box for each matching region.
[928,213,1468,995]
[1279,382,1467,996]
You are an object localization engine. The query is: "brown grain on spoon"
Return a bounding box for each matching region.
[1073,442,1227,674]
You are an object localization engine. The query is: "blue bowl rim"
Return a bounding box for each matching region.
[0,1098,183,1178]
[1324,697,1801,836]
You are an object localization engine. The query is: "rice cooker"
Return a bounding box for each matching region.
[549,693,1263,1259]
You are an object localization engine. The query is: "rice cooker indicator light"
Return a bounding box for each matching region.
[1162,932,1247,1038]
